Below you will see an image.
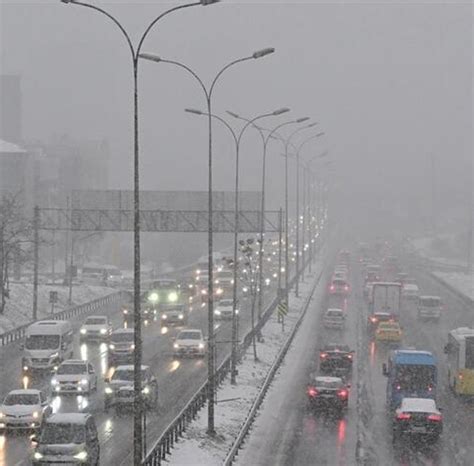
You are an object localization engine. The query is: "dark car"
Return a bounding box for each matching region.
[393,397,442,442]
[319,344,354,377]
[306,375,350,414]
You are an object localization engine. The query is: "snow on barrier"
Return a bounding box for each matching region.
[0,291,123,347]
[142,244,324,466]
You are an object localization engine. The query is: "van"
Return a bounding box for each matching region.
[22,320,73,373]
[31,413,99,465]
[402,283,419,301]
[417,296,442,321]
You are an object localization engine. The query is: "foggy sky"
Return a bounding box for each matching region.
[1,0,472,233]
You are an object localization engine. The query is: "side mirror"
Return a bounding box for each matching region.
[20,343,25,350]
[347,383,352,389]
[382,363,388,376]
[61,343,67,350]
[30,436,39,445]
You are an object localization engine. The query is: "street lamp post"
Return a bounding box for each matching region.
[61,0,219,461]
[184,108,286,385]
[140,48,275,433]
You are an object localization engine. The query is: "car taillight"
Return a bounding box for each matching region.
[330,285,335,291]
[396,412,411,420]
[307,387,318,397]
[338,389,348,398]
[370,317,377,323]
[427,414,442,422]
[346,354,353,360]
[344,286,349,291]
[320,353,328,359]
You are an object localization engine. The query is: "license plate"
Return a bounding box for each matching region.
[412,426,426,433]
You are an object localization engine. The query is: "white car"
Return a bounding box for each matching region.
[173,329,206,357]
[0,389,51,432]
[323,308,345,329]
[51,360,97,395]
[402,284,419,301]
[214,299,238,320]
[79,315,112,341]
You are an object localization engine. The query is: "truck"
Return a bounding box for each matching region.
[370,282,402,320]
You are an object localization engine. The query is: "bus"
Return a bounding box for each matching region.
[382,349,437,409]
[444,327,474,396]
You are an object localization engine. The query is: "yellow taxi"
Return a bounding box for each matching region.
[375,321,402,343]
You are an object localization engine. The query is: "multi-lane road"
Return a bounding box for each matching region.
[0,280,277,465]
[238,253,474,466]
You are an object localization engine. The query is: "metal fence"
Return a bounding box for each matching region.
[0,292,122,347]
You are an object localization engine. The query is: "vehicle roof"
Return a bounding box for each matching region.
[27,320,71,335]
[449,327,474,339]
[399,397,438,413]
[392,350,436,365]
[7,389,41,396]
[60,359,87,365]
[85,315,107,320]
[372,282,401,287]
[45,413,90,425]
[314,376,343,384]
[373,312,392,317]
[112,328,134,334]
[178,329,202,334]
[403,284,419,290]
[322,344,351,352]
[114,365,149,371]
[326,308,343,313]
[419,295,441,300]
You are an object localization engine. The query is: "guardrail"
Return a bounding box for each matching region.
[0,291,122,347]
[142,243,323,466]
[223,261,324,465]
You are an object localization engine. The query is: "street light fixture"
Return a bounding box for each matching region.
[60,0,218,462]
[140,48,275,434]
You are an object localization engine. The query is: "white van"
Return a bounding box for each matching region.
[402,283,419,301]
[22,320,74,373]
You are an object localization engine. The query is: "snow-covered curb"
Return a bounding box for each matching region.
[0,283,116,334]
[166,261,324,465]
[432,271,474,302]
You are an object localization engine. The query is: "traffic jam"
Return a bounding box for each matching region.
[0,238,287,465]
[301,243,474,464]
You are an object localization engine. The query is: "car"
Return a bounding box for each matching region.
[214,299,238,320]
[323,308,345,329]
[173,329,206,357]
[108,328,135,365]
[402,283,419,301]
[375,321,402,343]
[31,413,100,465]
[306,375,350,414]
[395,272,409,285]
[393,397,442,442]
[367,312,395,334]
[328,279,350,295]
[365,271,381,284]
[0,389,51,432]
[104,365,158,412]
[79,315,112,341]
[332,270,347,281]
[51,360,98,395]
[319,344,354,377]
[160,303,188,326]
[417,295,442,321]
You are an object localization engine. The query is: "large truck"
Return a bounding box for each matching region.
[370,282,402,319]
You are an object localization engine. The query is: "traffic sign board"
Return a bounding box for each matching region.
[277,301,288,317]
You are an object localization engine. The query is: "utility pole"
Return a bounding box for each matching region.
[33,206,39,321]
[430,154,436,237]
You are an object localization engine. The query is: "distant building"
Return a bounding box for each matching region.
[0,75,22,144]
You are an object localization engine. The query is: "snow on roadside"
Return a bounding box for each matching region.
[433,271,474,301]
[0,283,116,334]
[167,263,323,466]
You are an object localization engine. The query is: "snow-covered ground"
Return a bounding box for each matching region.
[432,271,474,301]
[0,283,116,334]
[166,260,324,466]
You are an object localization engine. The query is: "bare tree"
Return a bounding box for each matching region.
[0,194,34,314]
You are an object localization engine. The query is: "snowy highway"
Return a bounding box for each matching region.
[238,255,474,466]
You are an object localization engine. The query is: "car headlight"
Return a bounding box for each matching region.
[100,328,107,335]
[178,314,184,320]
[142,386,150,395]
[80,379,89,385]
[214,310,221,316]
[201,289,207,295]
[49,352,59,360]
[173,343,179,349]
[123,309,129,315]
[80,328,87,335]
[161,314,168,320]
[243,287,248,293]
[148,292,159,303]
[109,344,115,350]
[216,288,223,295]
[198,343,205,349]
[0,412,4,419]
[104,387,113,394]
[51,378,58,386]
[32,411,39,419]
[130,344,135,350]
[235,309,239,315]
[33,452,44,460]
[73,451,88,461]
[168,292,178,302]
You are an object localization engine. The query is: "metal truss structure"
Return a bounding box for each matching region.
[37,208,282,233]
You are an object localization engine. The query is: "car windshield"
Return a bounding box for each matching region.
[219,300,233,306]
[85,318,107,325]
[25,335,60,350]
[178,331,201,340]
[4,394,39,405]
[420,298,441,307]
[333,280,346,286]
[111,333,134,343]
[379,323,398,330]
[326,310,342,316]
[325,345,350,352]
[40,423,85,444]
[57,364,86,375]
[112,369,146,381]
